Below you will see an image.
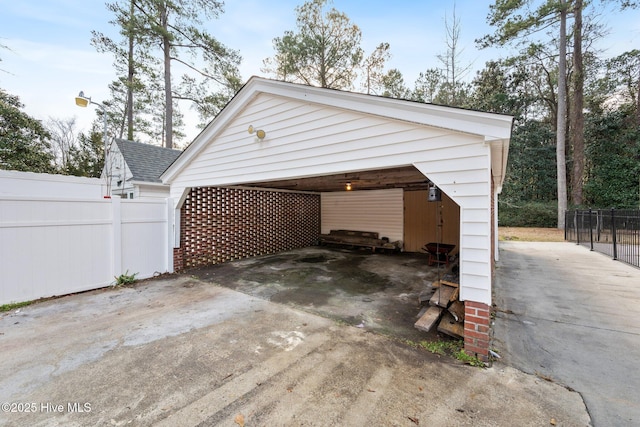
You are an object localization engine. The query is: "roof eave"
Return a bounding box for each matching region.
[129,180,168,187]
[161,77,514,184]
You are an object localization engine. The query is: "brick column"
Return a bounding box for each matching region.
[173,247,185,272]
[464,300,491,362]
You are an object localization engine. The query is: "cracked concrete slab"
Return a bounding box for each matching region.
[494,241,640,426]
[0,248,591,426]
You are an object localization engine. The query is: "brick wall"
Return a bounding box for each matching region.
[460,177,497,363]
[464,301,491,362]
[175,186,320,270]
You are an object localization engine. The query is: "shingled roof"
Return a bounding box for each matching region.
[115,139,182,183]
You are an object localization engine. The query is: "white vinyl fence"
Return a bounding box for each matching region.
[0,192,172,305]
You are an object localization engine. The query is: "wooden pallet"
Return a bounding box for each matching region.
[318,229,401,252]
[415,279,464,335]
[437,311,464,339]
[429,283,459,308]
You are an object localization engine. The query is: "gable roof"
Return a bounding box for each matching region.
[158,77,515,306]
[162,77,513,189]
[115,139,182,183]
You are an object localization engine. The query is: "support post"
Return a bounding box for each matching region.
[464,301,491,363]
[611,209,618,260]
[589,208,594,251]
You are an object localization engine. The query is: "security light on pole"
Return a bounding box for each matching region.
[75,91,111,198]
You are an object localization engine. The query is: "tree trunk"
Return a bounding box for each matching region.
[161,3,173,149]
[556,0,568,229]
[126,0,135,141]
[118,106,126,139]
[570,0,584,206]
[637,64,640,126]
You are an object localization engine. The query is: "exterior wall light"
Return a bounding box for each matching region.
[345,182,352,191]
[248,125,266,140]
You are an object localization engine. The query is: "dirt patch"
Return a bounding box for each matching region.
[499,227,565,242]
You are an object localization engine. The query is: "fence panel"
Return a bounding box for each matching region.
[566,209,640,269]
[120,199,169,279]
[0,196,170,305]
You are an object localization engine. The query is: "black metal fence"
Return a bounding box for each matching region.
[565,209,640,269]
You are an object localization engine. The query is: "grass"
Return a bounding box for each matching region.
[2,271,141,313]
[498,227,565,242]
[114,270,138,286]
[1,300,35,312]
[407,339,486,367]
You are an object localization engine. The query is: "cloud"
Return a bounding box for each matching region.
[1,39,114,134]
[6,39,113,76]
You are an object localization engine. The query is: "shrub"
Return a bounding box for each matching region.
[114,270,138,286]
[498,200,557,227]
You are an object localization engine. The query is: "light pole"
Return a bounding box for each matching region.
[75,91,111,198]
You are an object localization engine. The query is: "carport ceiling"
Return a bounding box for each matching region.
[243,166,431,193]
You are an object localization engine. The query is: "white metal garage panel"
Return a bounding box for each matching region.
[321,189,403,244]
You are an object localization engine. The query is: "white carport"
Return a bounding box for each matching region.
[163,77,511,302]
[161,77,512,359]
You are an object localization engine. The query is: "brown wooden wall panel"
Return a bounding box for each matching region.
[403,190,460,253]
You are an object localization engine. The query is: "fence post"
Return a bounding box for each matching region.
[576,211,581,245]
[611,209,617,260]
[589,209,594,251]
[112,197,122,280]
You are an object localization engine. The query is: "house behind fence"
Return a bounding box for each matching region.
[0,170,172,305]
[565,209,640,269]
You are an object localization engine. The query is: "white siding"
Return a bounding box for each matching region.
[136,183,171,199]
[169,94,481,200]
[321,189,403,244]
[108,143,133,197]
[414,146,493,304]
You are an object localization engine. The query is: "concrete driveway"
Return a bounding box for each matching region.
[0,248,590,426]
[189,247,443,342]
[493,241,640,427]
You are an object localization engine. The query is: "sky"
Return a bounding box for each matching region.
[1,0,639,143]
